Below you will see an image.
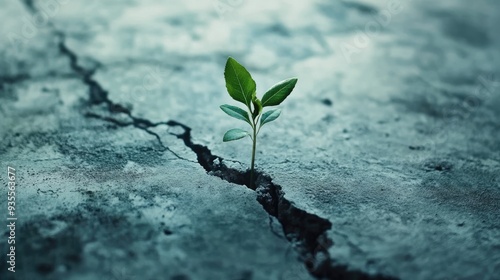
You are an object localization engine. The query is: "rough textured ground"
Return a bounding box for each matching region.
[1,0,499,279]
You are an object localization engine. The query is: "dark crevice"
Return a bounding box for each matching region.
[161,120,397,279]
[165,120,252,186]
[88,109,396,280]
[167,119,395,279]
[21,2,397,278]
[54,31,192,163]
[57,34,108,105]
[60,39,395,280]
[80,69,395,280]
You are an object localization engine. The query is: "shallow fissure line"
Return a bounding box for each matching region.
[19,3,396,279]
[57,34,193,163]
[60,44,394,278]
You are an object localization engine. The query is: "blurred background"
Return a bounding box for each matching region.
[1,0,499,279]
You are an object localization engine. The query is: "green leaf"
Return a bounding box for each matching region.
[260,109,281,127]
[224,57,256,107]
[223,128,249,142]
[251,94,262,120]
[220,104,251,126]
[261,78,297,107]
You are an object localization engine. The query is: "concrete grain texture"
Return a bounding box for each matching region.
[1,0,499,279]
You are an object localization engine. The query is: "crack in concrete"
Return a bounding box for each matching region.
[83,112,194,163]
[20,2,398,279]
[55,33,192,163]
[92,113,397,279]
[71,52,397,280]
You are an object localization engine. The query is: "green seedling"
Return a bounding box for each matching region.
[220,57,297,187]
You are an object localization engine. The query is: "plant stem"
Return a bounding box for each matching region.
[250,123,257,188]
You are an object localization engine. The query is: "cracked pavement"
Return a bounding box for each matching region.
[1,0,500,279]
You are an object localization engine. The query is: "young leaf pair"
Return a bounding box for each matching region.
[220,57,297,186]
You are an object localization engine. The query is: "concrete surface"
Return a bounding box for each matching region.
[1,0,499,279]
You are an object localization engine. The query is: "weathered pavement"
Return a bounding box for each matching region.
[1,0,499,279]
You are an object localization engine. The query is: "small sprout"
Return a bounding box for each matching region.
[220,57,297,187]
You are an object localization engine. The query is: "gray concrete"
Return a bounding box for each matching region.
[1,0,499,279]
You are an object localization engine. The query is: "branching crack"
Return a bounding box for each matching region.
[20,2,397,278]
[83,112,194,163]
[78,55,396,279]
